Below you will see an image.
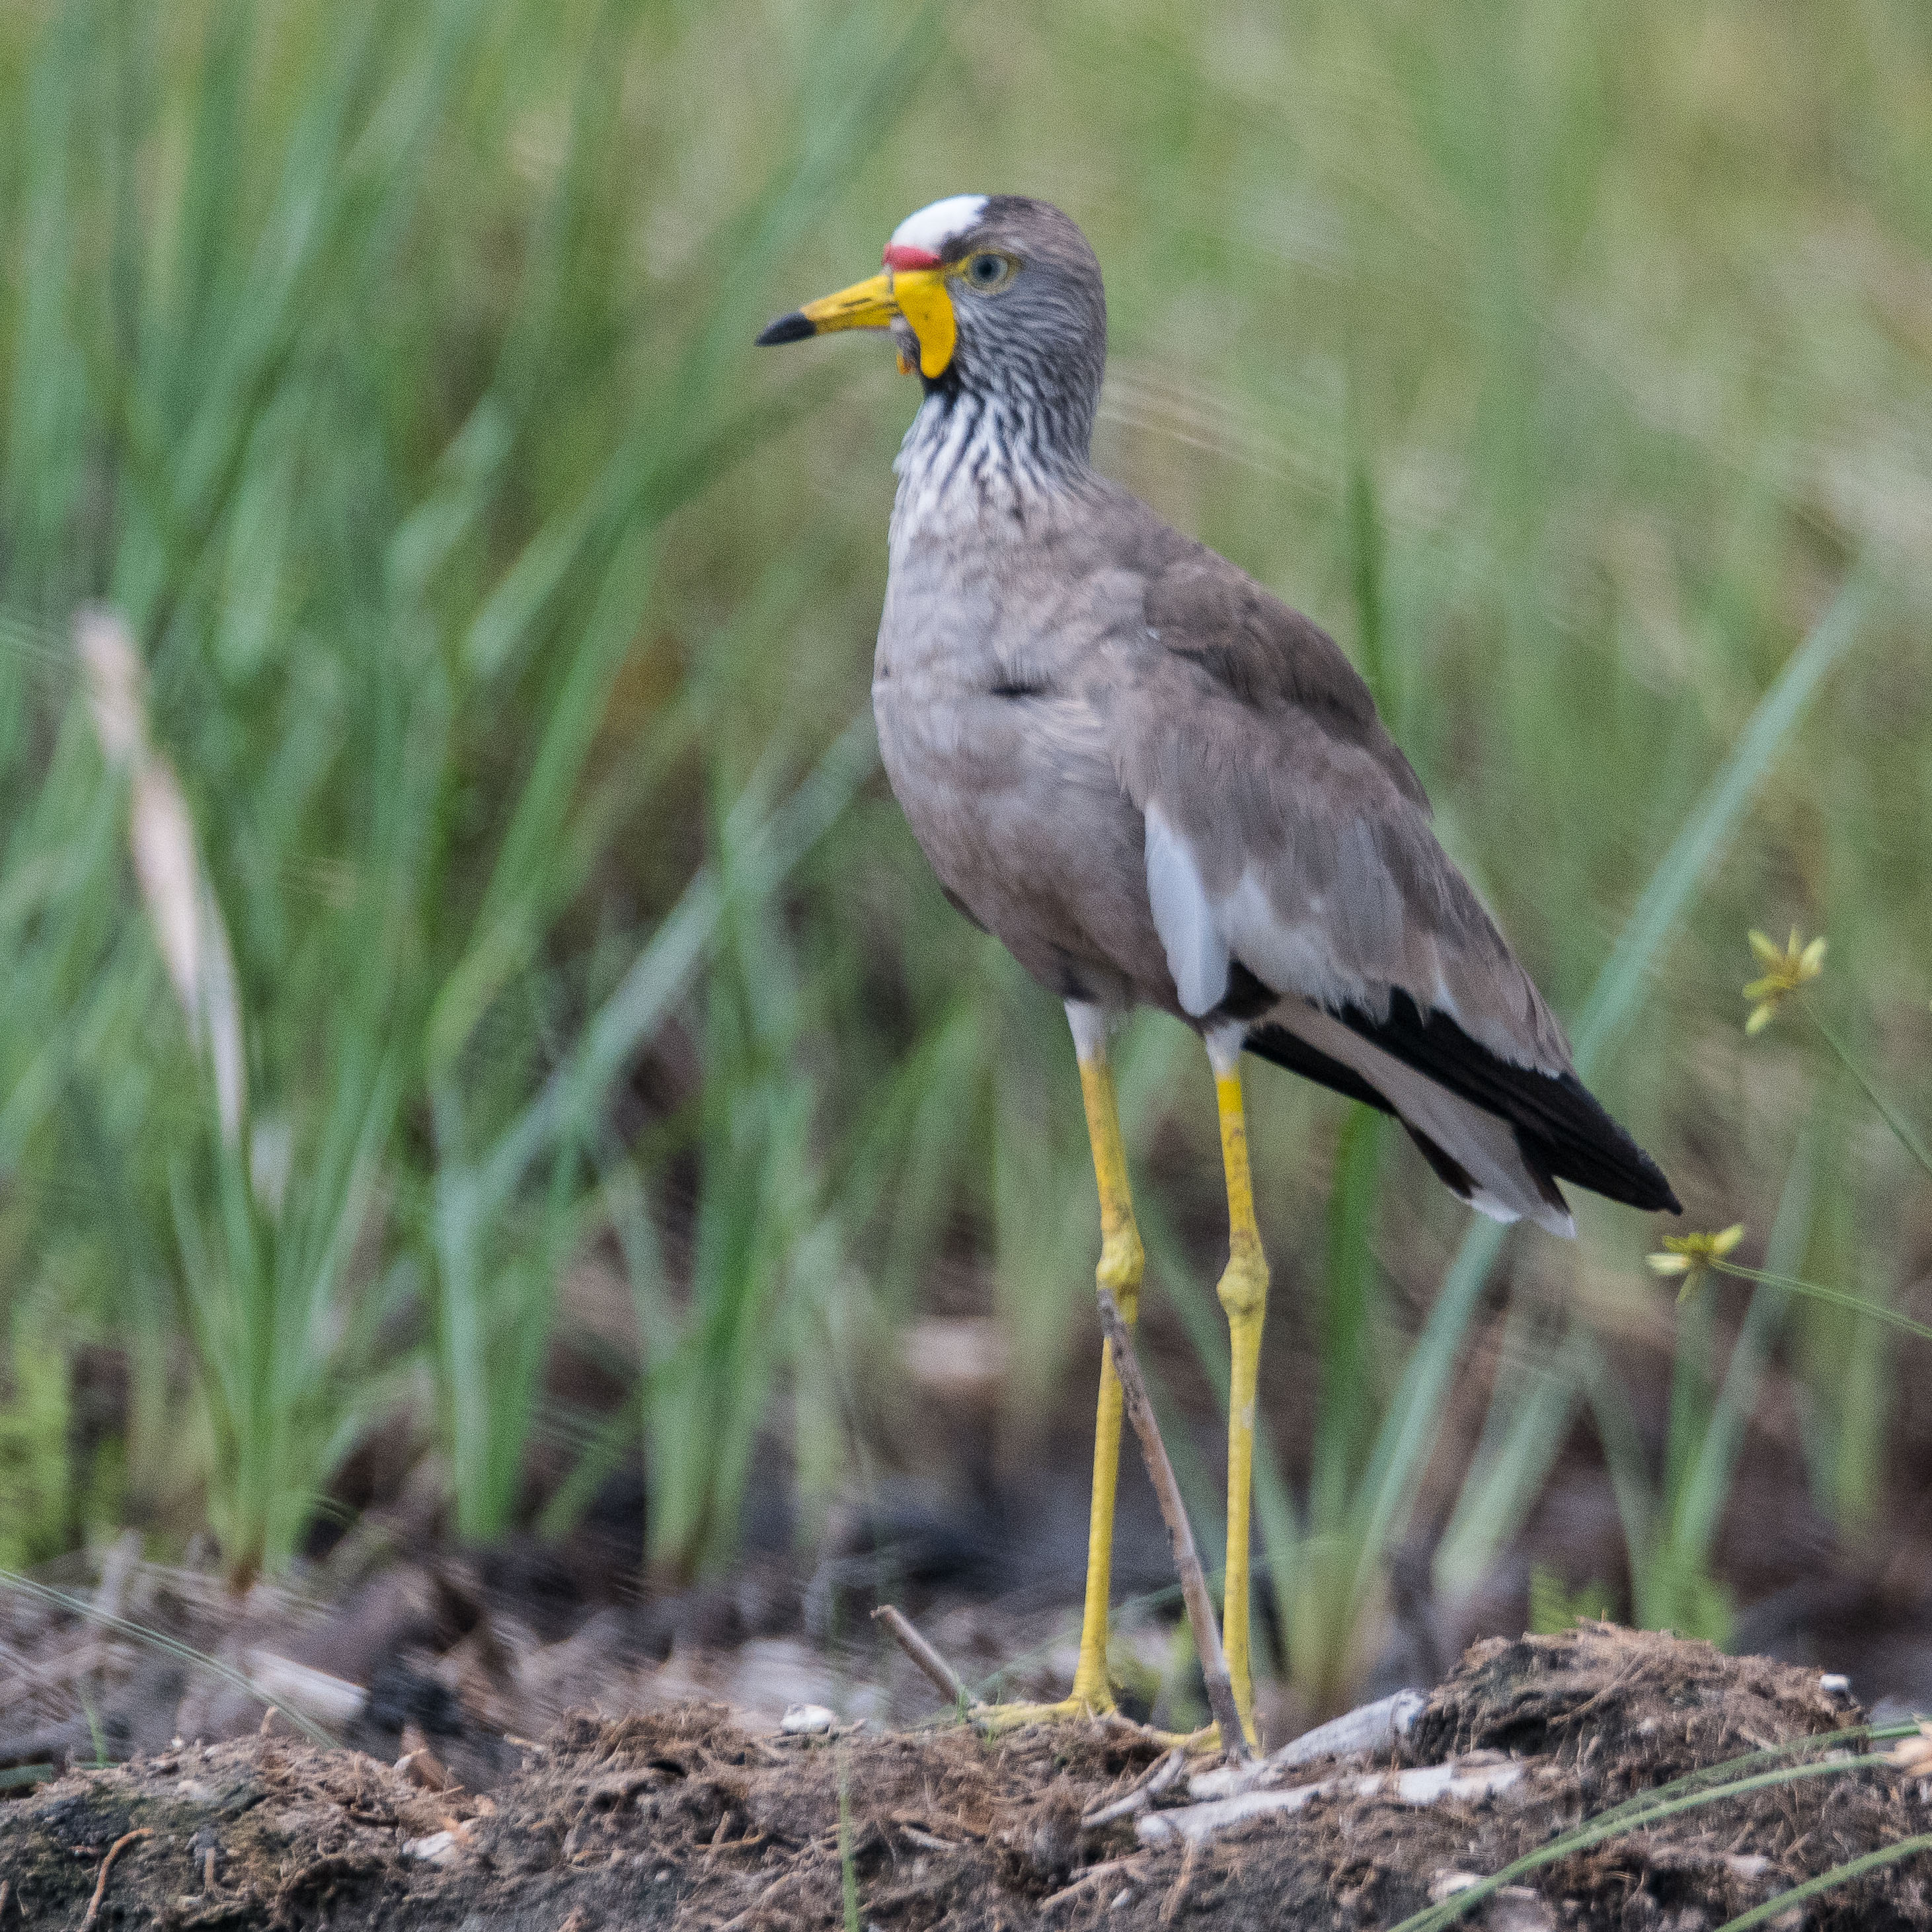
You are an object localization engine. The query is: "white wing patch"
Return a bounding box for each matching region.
[1145,807,1467,1032]
[1145,807,1383,1019]
[891,195,989,256]
[1144,804,1228,1017]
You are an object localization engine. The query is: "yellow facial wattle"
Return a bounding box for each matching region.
[884,267,955,378]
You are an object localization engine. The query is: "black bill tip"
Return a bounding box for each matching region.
[755,311,816,347]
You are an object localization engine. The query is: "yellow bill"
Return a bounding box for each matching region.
[755,265,956,379]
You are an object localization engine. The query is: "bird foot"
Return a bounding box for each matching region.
[970,1695,1107,1735]
[968,1699,1217,1752]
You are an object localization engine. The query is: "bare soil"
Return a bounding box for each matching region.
[3,1625,1928,1929]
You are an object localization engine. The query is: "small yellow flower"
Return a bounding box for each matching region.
[1648,1223,1746,1301]
[1743,927,1826,1035]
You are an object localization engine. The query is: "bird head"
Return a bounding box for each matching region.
[756,196,1106,433]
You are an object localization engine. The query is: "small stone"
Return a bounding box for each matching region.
[1490,1887,1555,1931]
[402,1830,459,1866]
[781,1704,837,1735]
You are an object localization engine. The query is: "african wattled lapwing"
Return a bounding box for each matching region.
[759,195,1678,1742]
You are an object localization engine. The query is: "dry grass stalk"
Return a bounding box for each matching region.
[74,606,245,1143]
[870,1604,964,1707]
[1094,1289,1251,1761]
[78,1828,152,1931]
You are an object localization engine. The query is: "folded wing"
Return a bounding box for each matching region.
[1122,539,1679,1234]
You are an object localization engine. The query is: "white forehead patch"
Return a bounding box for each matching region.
[890,195,988,257]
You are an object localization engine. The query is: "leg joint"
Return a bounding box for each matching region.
[1216,1241,1270,1322]
[1097,1221,1145,1298]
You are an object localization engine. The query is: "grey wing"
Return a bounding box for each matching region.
[1122,546,1678,1233]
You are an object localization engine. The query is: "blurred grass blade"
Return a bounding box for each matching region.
[481,711,876,1212]
[1388,1748,1904,1932]
[0,1570,335,1746]
[1432,1321,1585,1602]
[1360,572,1867,1617]
[1672,1132,1818,1576]
[1569,574,1871,1072]
[1312,1108,1383,1526]
[1801,998,1932,1183]
[1709,1838,1932,1932]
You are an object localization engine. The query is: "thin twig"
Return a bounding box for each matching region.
[79,1828,151,1931]
[1094,1290,1251,1761]
[1159,1834,1201,1925]
[870,1604,964,1707]
[714,1857,814,1931]
[1039,1854,1146,1914]
[1081,1746,1187,1828]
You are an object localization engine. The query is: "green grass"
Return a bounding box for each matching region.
[0,0,1928,1722]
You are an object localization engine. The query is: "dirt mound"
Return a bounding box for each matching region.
[1,1625,1926,1929]
[1410,1621,1854,1776]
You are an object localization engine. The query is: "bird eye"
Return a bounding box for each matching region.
[963,251,1014,290]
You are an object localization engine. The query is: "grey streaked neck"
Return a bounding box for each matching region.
[890,377,1097,541]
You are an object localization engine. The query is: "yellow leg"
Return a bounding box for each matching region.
[976,1029,1143,1732]
[1068,1048,1143,1711]
[1213,1056,1269,1747]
